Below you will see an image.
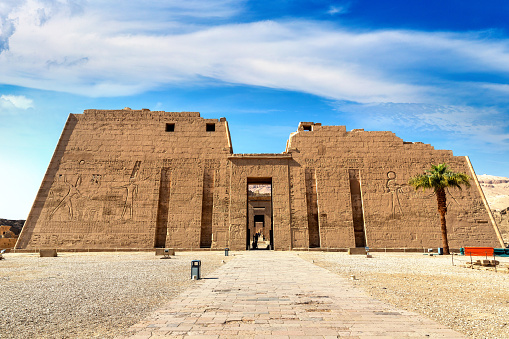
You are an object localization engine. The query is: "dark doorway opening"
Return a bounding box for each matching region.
[254,214,264,225]
[247,178,273,250]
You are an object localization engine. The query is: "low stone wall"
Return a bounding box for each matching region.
[0,238,17,249]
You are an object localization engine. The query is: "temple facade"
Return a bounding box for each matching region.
[16,109,504,251]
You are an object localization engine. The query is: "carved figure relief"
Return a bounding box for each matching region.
[48,176,82,220]
[384,171,406,218]
[114,161,143,220]
[117,178,138,219]
[317,144,326,155]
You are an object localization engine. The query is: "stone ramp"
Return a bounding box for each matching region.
[120,252,465,338]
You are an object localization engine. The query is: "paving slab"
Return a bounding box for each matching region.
[119,252,465,338]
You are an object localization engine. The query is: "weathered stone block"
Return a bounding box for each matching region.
[39,249,57,257]
[155,248,175,256]
[348,248,367,255]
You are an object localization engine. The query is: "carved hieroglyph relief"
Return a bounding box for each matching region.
[385,171,406,218]
[91,174,101,185]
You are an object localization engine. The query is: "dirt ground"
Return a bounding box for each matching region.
[299,251,509,339]
[1,251,508,338]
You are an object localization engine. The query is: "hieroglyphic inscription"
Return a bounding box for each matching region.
[91,174,101,185]
[130,161,141,179]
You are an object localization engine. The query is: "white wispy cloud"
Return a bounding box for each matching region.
[91,0,245,20]
[0,94,34,113]
[328,4,349,15]
[1,2,508,105]
[336,102,509,148]
[0,0,23,52]
[482,83,509,94]
[1,1,509,148]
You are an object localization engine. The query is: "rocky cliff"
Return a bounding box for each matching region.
[478,175,509,246]
[0,219,24,236]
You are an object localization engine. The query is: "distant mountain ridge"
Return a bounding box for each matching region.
[477,175,509,246]
[477,174,509,211]
[248,184,271,197]
[0,219,24,236]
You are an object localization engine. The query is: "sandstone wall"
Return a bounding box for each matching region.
[286,123,503,249]
[17,109,231,250]
[477,175,509,245]
[1,226,18,249]
[16,110,503,251]
[0,238,17,249]
[492,209,509,246]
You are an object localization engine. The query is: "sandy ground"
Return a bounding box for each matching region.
[298,251,509,339]
[0,251,229,339]
[1,251,508,338]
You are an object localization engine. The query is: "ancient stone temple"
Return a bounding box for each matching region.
[16,109,504,251]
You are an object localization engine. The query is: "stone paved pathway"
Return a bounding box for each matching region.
[120,251,465,338]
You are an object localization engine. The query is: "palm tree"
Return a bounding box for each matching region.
[408,163,471,255]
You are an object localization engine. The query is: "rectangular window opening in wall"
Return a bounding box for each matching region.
[165,123,175,132]
[206,123,215,132]
[303,125,312,131]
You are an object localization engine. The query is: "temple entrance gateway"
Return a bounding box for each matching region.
[247,180,273,250]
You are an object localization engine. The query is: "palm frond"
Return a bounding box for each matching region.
[408,163,471,192]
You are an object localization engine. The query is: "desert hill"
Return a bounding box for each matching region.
[248,184,271,197]
[477,175,509,245]
[477,174,509,211]
[0,219,24,236]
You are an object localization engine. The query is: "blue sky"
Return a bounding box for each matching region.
[2,0,509,219]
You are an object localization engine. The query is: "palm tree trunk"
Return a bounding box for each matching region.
[436,188,450,255]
